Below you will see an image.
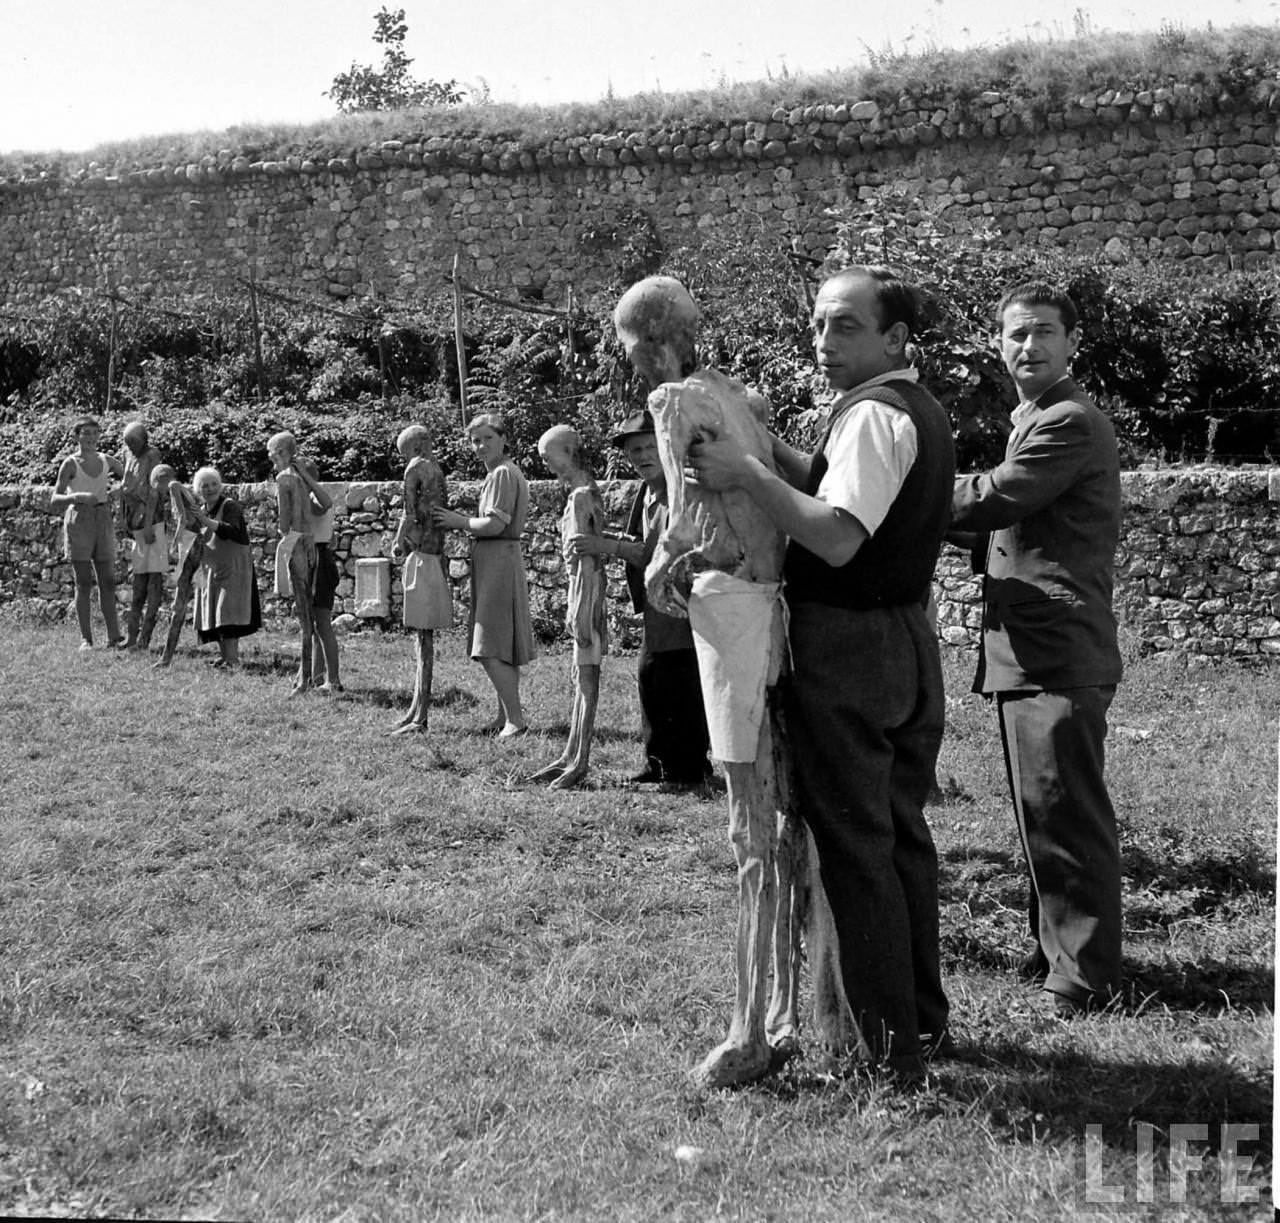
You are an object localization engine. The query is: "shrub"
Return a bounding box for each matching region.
[3,209,1279,489]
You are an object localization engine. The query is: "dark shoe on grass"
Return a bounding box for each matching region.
[1018,947,1050,984]
[628,767,664,784]
[1042,989,1098,1019]
[922,1029,960,1060]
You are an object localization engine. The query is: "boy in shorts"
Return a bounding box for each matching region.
[51,417,124,650]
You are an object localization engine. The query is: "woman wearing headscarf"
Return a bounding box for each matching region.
[190,466,261,668]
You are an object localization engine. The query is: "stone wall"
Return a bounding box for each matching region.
[936,469,1280,659]
[2,469,1278,661]
[3,83,1279,308]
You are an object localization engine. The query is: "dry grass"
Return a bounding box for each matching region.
[0,619,1272,1220]
[5,23,1278,172]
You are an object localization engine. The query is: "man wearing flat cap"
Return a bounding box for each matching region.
[570,410,711,786]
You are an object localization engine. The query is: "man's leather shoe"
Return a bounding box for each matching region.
[628,767,663,784]
[1018,948,1050,984]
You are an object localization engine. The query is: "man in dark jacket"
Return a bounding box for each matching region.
[950,281,1123,1016]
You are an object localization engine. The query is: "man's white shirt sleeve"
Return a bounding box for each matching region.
[815,401,918,537]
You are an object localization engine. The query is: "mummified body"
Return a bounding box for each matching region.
[622,280,857,1089]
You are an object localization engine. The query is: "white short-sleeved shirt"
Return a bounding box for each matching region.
[815,369,920,538]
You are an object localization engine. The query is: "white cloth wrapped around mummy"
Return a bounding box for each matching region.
[274,530,303,597]
[402,550,454,630]
[130,525,169,575]
[177,529,198,570]
[687,570,785,763]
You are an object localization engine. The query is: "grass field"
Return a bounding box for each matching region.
[0,621,1273,1221]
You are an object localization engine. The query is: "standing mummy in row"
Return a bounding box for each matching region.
[615,275,852,1088]
[530,425,608,790]
[120,422,166,653]
[149,464,204,668]
[389,425,452,734]
[268,431,336,696]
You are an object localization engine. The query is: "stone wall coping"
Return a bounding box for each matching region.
[5,76,1278,190]
[4,466,1277,507]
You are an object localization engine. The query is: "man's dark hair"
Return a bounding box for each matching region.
[996,282,1080,333]
[824,265,922,337]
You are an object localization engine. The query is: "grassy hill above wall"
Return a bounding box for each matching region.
[4,23,1279,178]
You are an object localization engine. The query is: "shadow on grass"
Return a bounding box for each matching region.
[1126,957,1274,1012]
[1123,841,1275,905]
[341,683,478,711]
[944,941,1274,1014]
[939,847,1025,907]
[940,842,1274,910]
[937,848,1273,1012]
[936,1041,1272,1151]
[521,720,639,744]
[751,1044,1270,1165]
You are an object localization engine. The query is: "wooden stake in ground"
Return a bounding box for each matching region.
[104,292,119,414]
[247,264,265,400]
[452,253,468,429]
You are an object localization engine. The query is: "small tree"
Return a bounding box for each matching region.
[326,7,464,113]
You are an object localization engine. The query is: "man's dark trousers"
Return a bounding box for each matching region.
[785,600,948,1067]
[997,685,1122,1003]
[637,644,710,783]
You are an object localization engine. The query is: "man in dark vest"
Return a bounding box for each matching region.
[690,266,956,1079]
[950,281,1123,1017]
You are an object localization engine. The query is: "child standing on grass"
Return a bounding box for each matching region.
[50,417,124,652]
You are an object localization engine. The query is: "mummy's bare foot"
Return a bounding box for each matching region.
[529,757,569,782]
[390,719,429,736]
[692,1038,774,1090]
[389,702,428,733]
[548,763,588,790]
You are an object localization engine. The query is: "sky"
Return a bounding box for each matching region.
[2,0,1278,155]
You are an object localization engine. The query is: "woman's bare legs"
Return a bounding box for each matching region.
[479,657,525,735]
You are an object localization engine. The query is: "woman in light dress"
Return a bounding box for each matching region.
[434,413,535,737]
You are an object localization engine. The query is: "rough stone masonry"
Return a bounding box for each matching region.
[2,469,1277,662]
[2,80,1278,306]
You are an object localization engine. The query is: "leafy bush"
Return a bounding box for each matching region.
[3,205,1278,488]
[823,190,1280,465]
